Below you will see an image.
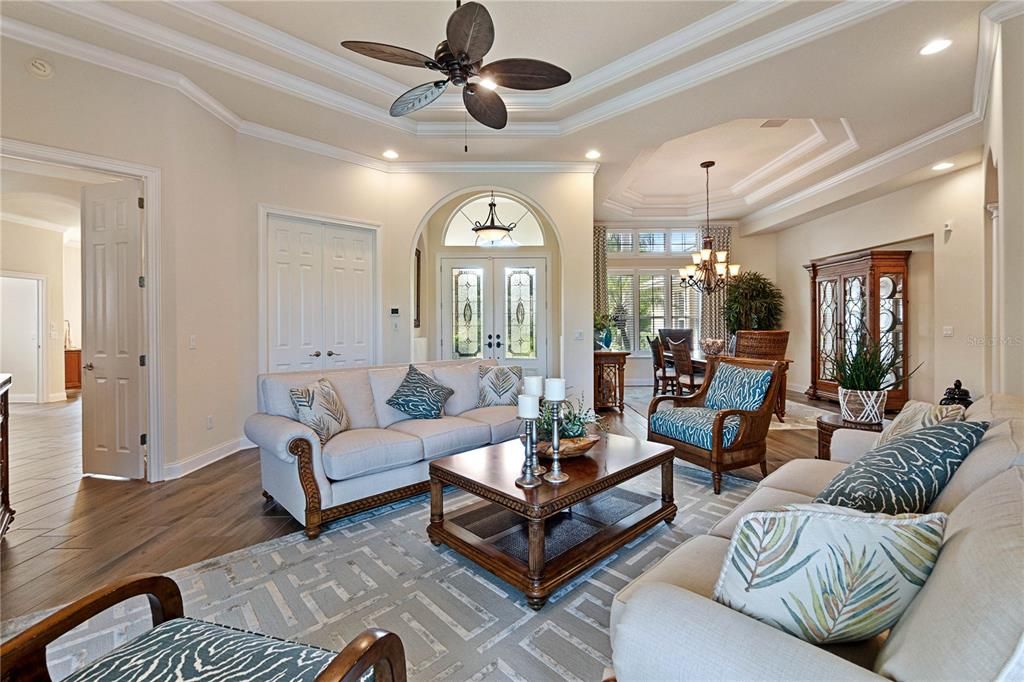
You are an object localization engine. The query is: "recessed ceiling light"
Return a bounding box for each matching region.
[919,39,952,55]
[585,150,601,160]
[382,149,399,160]
[478,77,498,91]
[932,161,954,171]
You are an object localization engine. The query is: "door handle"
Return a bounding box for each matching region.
[309,351,321,358]
[486,342,493,349]
[326,350,337,357]
[83,362,95,371]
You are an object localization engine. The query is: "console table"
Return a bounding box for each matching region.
[1,373,12,539]
[594,351,629,411]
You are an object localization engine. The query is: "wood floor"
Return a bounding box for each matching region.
[1,390,832,622]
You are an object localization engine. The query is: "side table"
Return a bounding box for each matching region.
[815,413,886,460]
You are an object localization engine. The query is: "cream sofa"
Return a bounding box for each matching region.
[244,359,520,538]
[611,394,1024,681]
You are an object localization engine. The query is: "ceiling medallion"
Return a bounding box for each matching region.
[679,160,741,295]
[341,1,571,130]
[472,192,516,245]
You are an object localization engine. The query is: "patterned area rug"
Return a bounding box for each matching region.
[624,386,833,431]
[2,463,755,682]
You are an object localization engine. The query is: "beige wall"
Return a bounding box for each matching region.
[776,165,986,400]
[983,16,1024,394]
[2,38,595,475]
[0,221,65,400]
[62,243,81,350]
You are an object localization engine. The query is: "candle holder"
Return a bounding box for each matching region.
[543,400,569,484]
[516,418,543,489]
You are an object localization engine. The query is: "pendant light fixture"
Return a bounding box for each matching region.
[679,160,740,294]
[472,192,516,244]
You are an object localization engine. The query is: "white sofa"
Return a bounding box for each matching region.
[611,394,1024,681]
[244,359,520,538]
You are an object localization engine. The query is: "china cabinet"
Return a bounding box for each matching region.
[804,250,911,412]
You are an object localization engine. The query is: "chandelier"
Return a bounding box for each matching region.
[679,160,740,294]
[472,192,516,244]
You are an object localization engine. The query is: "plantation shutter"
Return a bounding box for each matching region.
[607,273,635,351]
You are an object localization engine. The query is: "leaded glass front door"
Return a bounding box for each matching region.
[440,258,547,375]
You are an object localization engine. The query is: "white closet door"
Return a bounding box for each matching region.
[322,225,374,368]
[81,179,145,478]
[267,215,324,372]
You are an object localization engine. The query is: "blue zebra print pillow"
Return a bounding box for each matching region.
[704,362,773,411]
[386,365,455,419]
[815,421,989,514]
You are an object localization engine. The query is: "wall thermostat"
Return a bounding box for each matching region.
[390,307,400,316]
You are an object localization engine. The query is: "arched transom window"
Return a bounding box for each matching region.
[444,193,544,247]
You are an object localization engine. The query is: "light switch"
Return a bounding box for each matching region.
[188,335,197,350]
[574,330,585,341]
[942,326,954,337]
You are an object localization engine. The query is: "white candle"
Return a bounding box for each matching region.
[517,395,540,419]
[523,376,544,397]
[544,378,566,401]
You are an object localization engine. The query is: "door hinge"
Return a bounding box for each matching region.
[140,433,147,446]
[138,275,146,288]
[138,197,145,209]
[139,354,147,367]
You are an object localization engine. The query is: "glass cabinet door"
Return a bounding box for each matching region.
[842,274,868,359]
[877,271,905,388]
[817,277,839,381]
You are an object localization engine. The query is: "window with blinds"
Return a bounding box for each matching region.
[606,231,635,254]
[608,269,701,354]
[605,228,700,256]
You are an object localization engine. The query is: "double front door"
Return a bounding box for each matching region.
[267,214,376,372]
[440,258,547,375]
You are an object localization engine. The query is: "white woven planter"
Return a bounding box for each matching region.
[839,388,887,424]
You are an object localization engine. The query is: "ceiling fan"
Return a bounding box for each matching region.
[341,1,571,130]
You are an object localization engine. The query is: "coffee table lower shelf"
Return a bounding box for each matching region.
[428,492,676,609]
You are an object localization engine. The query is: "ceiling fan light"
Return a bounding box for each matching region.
[478,77,498,90]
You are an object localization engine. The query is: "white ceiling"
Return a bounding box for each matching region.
[1,1,1017,232]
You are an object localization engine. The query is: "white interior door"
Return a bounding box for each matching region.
[82,179,144,478]
[322,225,374,369]
[440,257,547,375]
[268,215,324,372]
[0,276,43,403]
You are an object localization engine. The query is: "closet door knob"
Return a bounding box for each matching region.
[326,350,337,357]
[309,351,322,358]
[83,363,95,371]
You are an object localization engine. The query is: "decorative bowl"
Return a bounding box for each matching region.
[536,435,601,458]
[700,338,726,356]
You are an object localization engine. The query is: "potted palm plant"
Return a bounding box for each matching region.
[828,337,921,424]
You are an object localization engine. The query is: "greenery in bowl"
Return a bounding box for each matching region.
[594,312,614,333]
[537,396,602,440]
[828,336,921,390]
[724,272,785,334]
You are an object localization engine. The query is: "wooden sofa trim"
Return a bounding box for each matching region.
[288,437,430,539]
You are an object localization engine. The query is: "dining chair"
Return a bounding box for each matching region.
[647,336,677,396]
[666,338,701,395]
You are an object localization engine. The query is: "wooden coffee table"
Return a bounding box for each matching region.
[427,433,676,609]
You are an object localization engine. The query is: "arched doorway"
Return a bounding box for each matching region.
[411,189,562,378]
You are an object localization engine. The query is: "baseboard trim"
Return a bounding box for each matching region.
[48,391,68,402]
[10,393,38,403]
[162,437,248,480]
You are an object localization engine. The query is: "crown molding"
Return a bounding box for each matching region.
[0,211,74,233]
[730,123,827,196]
[597,218,740,230]
[560,1,900,135]
[389,161,600,174]
[237,121,389,171]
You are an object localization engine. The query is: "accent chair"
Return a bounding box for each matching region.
[647,356,785,494]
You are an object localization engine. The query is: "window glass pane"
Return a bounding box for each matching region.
[504,267,536,359]
[606,273,635,351]
[638,231,667,253]
[606,231,634,253]
[638,273,667,344]
[671,278,701,339]
[670,230,700,253]
[451,268,483,358]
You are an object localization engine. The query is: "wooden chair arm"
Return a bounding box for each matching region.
[315,628,407,682]
[647,393,704,419]
[711,409,756,451]
[0,574,183,682]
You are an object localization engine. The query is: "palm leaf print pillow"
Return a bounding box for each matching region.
[478,365,523,407]
[289,378,350,445]
[713,504,947,644]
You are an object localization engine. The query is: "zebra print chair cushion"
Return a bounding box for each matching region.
[815,421,990,514]
[649,407,742,450]
[386,364,454,420]
[63,618,335,682]
[703,362,773,412]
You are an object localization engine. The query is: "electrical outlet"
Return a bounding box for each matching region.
[206,415,214,430]
[942,326,954,337]
[188,334,197,350]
